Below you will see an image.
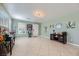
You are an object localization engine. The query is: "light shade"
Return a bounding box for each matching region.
[33,9,45,18]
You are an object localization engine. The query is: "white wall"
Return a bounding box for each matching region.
[0,4,11,31]
[41,12,79,45]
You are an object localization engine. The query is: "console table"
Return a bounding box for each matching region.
[50,32,67,44]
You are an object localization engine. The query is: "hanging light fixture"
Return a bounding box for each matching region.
[33,9,45,18]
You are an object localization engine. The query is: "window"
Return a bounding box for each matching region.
[17,22,26,34]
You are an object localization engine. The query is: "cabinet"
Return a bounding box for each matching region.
[50,32,67,44]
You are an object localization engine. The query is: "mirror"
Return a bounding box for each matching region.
[55,23,62,29]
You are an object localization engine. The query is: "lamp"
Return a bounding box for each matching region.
[33,9,45,18]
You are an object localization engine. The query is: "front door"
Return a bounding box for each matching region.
[27,24,32,37]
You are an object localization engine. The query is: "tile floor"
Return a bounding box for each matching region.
[12,37,79,56]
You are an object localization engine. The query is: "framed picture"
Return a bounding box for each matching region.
[55,23,62,29]
[50,24,54,28]
[67,21,76,28]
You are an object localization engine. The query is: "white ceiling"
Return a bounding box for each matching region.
[3,3,79,22]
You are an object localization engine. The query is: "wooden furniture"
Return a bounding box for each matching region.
[50,32,67,44]
[0,26,15,56]
[0,42,7,56]
[0,36,15,56]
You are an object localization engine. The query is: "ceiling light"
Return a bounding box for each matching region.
[33,9,45,18]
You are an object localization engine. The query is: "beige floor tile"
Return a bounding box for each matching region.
[11,37,79,56]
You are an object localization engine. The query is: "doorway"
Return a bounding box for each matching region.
[32,24,39,37]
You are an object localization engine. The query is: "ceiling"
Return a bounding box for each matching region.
[3,3,79,22]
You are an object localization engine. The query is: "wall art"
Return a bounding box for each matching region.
[67,21,76,29]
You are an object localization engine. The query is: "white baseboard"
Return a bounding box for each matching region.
[68,42,79,47]
[39,35,79,47]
